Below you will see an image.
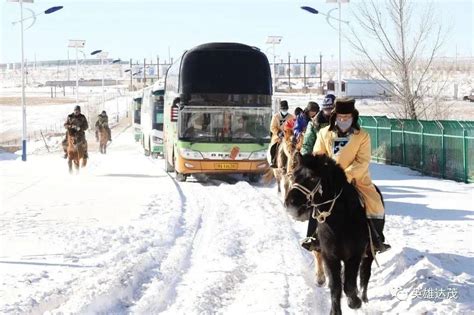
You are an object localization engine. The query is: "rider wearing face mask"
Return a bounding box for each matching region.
[308,98,390,253]
[300,94,335,155]
[269,100,294,168]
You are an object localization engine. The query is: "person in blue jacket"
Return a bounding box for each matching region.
[293,101,319,143]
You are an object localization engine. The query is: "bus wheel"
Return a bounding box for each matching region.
[176,172,187,182]
[248,174,261,183]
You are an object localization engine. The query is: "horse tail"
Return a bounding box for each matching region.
[374,184,385,207]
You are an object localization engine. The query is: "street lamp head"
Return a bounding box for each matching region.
[124,69,131,73]
[91,49,102,56]
[301,6,319,14]
[44,6,63,14]
[112,59,121,64]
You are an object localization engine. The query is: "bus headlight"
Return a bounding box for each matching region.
[248,150,267,160]
[152,136,163,144]
[179,147,204,160]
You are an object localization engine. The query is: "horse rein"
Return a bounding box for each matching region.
[290,181,343,223]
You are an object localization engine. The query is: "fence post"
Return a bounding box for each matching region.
[419,120,424,174]
[401,120,406,165]
[462,124,468,183]
[438,121,445,178]
[374,116,379,163]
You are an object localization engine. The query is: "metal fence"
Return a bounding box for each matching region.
[359,116,474,183]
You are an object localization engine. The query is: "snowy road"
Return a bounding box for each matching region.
[1,126,473,314]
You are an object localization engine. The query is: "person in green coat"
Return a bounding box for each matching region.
[300,94,335,156]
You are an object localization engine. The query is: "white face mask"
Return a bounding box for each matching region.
[280,110,288,116]
[336,117,353,132]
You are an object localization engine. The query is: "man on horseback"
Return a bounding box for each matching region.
[301,94,335,156]
[269,100,294,168]
[62,105,89,159]
[95,110,112,142]
[309,98,390,253]
[293,101,319,147]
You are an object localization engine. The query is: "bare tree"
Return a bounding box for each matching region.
[347,0,448,119]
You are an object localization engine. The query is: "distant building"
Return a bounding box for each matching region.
[327,79,391,98]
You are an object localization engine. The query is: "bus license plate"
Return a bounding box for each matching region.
[215,163,238,170]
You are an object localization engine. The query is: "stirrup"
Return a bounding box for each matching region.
[300,237,320,252]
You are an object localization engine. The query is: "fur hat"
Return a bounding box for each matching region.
[335,97,355,114]
[322,94,336,110]
[280,100,289,110]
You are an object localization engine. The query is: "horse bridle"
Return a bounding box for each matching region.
[290,180,343,223]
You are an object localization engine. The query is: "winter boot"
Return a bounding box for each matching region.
[301,216,320,252]
[301,236,320,252]
[368,218,391,253]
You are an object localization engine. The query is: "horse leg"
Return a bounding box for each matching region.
[68,158,73,174]
[343,256,363,309]
[324,256,342,315]
[314,251,326,286]
[359,249,374,303]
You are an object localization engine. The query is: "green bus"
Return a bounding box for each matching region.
[132,91,143,142]
[141,81,165,158]
[163,42,272,182]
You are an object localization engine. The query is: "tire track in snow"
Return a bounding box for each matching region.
[142,180,329,314]
[50,166,203,314]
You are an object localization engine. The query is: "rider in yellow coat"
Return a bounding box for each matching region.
[312,97,390,253]
[268,100,294,167]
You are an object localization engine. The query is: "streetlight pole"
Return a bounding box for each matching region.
[265,36,282,97]
[8,0,63,161]
[19,0,26,161]
[301,1,349,97]
[69,40,86,106]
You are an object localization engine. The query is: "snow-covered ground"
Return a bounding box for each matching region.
[0,86,130,144]
[0,124,473,314]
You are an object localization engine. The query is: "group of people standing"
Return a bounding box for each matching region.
[62,105,112,159]
[269,94,390,254]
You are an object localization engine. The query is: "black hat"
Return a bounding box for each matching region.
[322,94,336,109]
[101,110,106,115]
[335,97,355,114]
[279,100,289,110]
[74,105,81,111]
[306,101,319,112]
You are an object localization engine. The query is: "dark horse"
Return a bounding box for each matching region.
[284,153,374,315]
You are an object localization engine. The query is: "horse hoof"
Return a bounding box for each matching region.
[348,296,362,309]
[361,293,368,303]
[316,275,326,287]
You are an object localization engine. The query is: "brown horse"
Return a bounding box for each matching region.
[263,128,297,195]
[67,128,87,174]
[97,127,109,154]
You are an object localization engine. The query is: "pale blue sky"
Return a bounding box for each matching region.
[1,0,472,64]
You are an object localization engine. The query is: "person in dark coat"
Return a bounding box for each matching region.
[62,105,89,159]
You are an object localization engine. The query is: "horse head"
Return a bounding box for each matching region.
[284,153,347,221]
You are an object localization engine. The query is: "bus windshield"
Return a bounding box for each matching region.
[178,108,271,143]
